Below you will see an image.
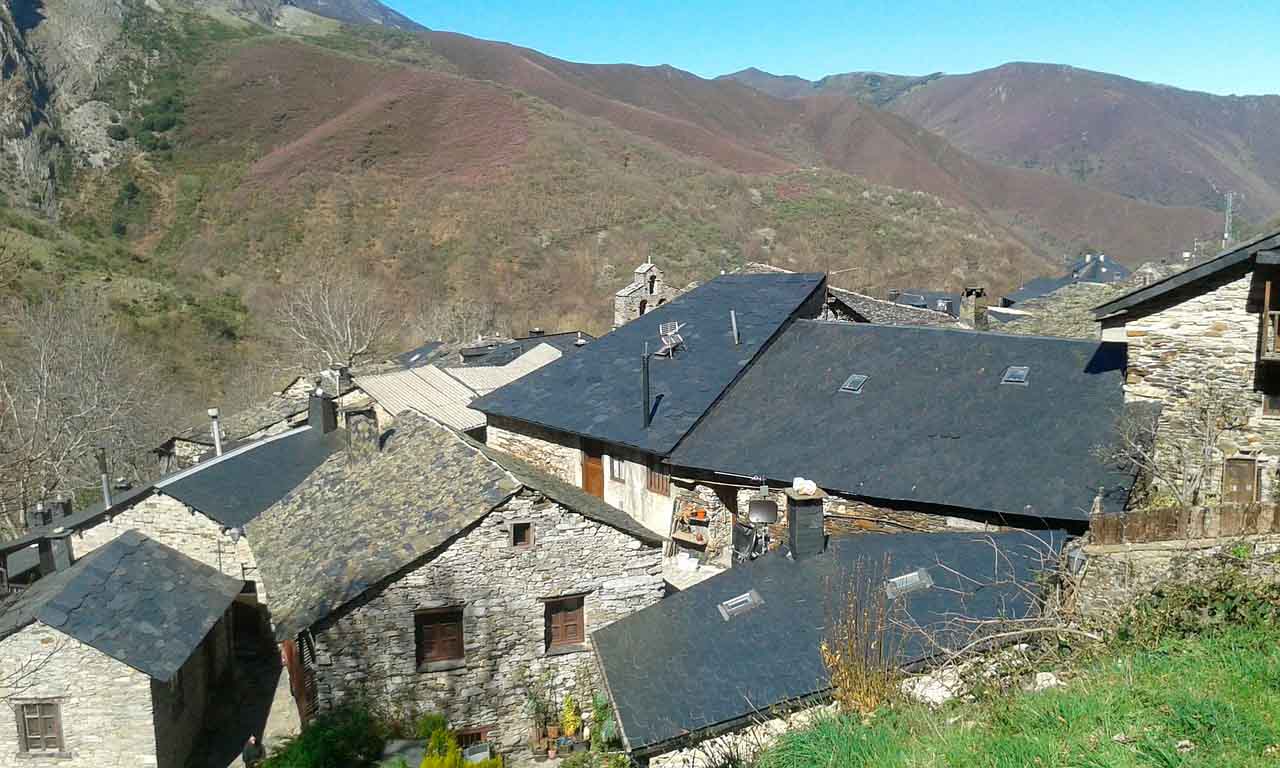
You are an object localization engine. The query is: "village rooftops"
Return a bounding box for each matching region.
[669,321,1137,521]
[249,411,661,641]
[594,529,1065,756]
[1093,227,1280,320]
[0,531,242,682]
[471,273,827,456]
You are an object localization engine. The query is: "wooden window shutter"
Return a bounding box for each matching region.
[416,609,465,666]
[546,596,585,649]
[1224,458,1259,505]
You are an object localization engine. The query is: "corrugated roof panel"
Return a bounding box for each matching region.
[445,343,563,395]
[356,367,485,432]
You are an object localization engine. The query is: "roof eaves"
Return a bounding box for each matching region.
[1093,229,1280,319]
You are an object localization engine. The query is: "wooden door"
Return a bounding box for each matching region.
[581,441,604,498]
[1223,458,1259,505]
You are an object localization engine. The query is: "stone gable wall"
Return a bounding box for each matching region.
[0,623,157,767]
[152,615,233,768]
[486,416,581,487]
[309,490,664,757]
[71,494,262,598]
[1120,272,1280,502]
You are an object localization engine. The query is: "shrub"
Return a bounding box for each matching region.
[261,704,387,768]
[821,557,903,715]
[1119,565,1280,645]
[106,124,129,141]
[414,712,448,741]
[561,694,582,738]
[424,728,456,758]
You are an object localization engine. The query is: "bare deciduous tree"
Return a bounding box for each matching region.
[276,265,398,369]
[414,298,510,346]
[0,293,162,536]
[1095,384,1248,510]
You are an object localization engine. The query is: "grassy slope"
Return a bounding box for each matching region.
[763,628,1280,768]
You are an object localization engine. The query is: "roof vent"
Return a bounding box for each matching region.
[718,589,764,621]
[885,568,934,600]
[839,373,868,394]
[1001,366,1030,385]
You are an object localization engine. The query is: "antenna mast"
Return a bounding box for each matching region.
[1223,191,1235,249]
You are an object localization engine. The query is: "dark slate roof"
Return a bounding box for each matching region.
[472,274,826,455]
[448,331,595,368]
[1004,259,1130,306]
[670,321,1134,520]
[473,441,664,546]
[1094,228,1280,319]
[159,427,346,528]
[594,530,1065,754]
[896,290,961,317]
[0,531,241,682]
[0,483,156,565]
[170,395,309,446]
[250,412,660,640]
[1000,282,1126,340]
[397,340,446,368]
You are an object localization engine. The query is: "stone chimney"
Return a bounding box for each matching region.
[887,288,901,302]
[960,286,988,330]
[784,487,827,560]
[346,412,380,463]
[308,389,338,435]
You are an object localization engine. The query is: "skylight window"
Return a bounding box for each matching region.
[718,589,764,621]
[1001,366,1030,385]
[839,373,869,394]
[885,568,934,600]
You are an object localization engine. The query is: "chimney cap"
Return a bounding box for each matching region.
[207,407,220,419]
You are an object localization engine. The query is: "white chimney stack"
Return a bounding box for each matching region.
[208,407,223,457]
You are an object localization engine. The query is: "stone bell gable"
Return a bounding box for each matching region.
[614,263,679,328]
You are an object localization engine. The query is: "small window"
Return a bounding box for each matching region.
[17,701,63,754]
[415,608,465,667]
[1265,392,1280,418]
[885,568,934,600]
[717,589,764,621]
[545,595,586,650]
[609,456,626,483]
[839,373,868,394]
[511,521,534,548]
[647,459,670,495]
[457,726,493,748]
[1001,366,1030,385]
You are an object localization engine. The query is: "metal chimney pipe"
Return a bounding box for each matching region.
[96,447,111,509]
[730,310,740,345]
[208,407,223,457]
[642,343,651,428]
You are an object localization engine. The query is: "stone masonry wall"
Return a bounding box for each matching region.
[1073,533,1280,621]
[0,623,157,768]
[152,614,233,768]
[487,416,581,487]
[1120,271,1280,502]
[310,490,664,758]
[70,494,263,599]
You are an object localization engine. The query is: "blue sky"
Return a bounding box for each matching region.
[383,1,1279,96]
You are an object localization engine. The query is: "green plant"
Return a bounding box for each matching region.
[414,713,448,742]
[590,693,618,751]
[106,124,129,141]
[1118,565,1280,645]
[425,729,457,758]
[261,704,387,768]
[562,694,582,738]
[522,667,557,731]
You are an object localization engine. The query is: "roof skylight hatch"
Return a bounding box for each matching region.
[839,373,869,394]
[1001,366,1030,385]
[885,568,934,600]
[718,589,764,621]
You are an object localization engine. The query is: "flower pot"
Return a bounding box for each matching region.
[547,725,561,739]
[547,747,558,759]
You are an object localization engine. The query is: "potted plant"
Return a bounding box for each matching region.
[561,694,582,740]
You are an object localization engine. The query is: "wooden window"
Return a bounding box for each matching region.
[609,455,626,483]
[511,521,534,548]
[415,608,465,667]
[646,459,670,495]
[1265,392,1280,418]
[545,595,586,650]
[457,726,493,748]
[17,701,63,754]
[1223,457,1260,505]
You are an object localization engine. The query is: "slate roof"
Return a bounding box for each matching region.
[250,412,659,641]
[448,331,594,368]
[594,530,1065,754]
[169,394,309,446]
[999,282,1127,340]
[397,340,445,368]
[896,290,961,317]
[669,321,1135,521]
[0,531,241,682]
[1094,228,1280,319]
[735,263,955,327]
[472,273,826,456]
[159,426,346,528]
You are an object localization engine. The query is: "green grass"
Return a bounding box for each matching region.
[761,628,1280,768]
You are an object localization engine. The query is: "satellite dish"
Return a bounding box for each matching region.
[748,499,778,524]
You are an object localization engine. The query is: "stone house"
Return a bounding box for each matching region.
[247,411,664,755]
[0,531,241,768]
[614,263,681,327]
[472,271,1140,572]
[1094,228,1280,506]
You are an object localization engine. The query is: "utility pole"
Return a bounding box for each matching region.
[1223,191,1236,249]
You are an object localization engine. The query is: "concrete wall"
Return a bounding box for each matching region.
[1117,270,1280,503]
[70,494,263,599]
[0,623,157,767]
[309,490,664,756]
[605,445,676,537]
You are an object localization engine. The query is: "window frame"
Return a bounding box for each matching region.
[15,699,64,755]
[544,594,587,653]
[646,458,671,496]
[415,607,466,670]
[511,521,534,548]
[1223,455,1261,505]
[456,726,494,749]
[1264,391,1280,418]
[608,455,626,483]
